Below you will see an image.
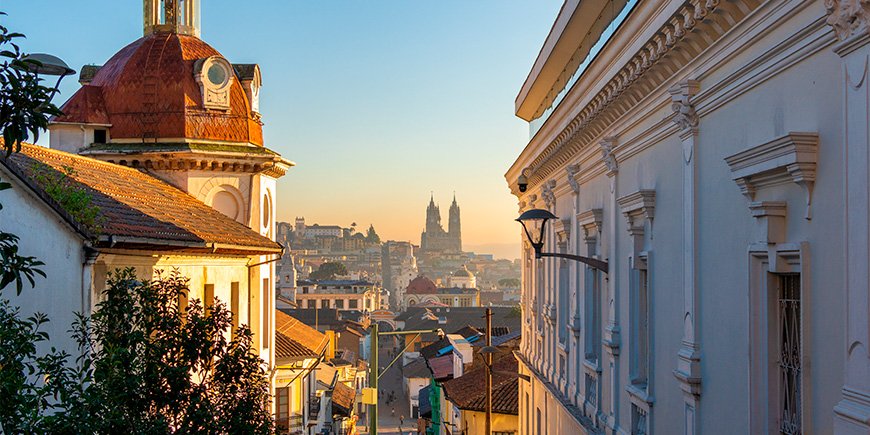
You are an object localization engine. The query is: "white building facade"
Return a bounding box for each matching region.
[506,1,870,434]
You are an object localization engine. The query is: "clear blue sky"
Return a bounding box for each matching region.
[1,1,562,259]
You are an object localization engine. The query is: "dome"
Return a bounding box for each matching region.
[53,32,262,145]
[453,265,473,278]
[406,275,437,294]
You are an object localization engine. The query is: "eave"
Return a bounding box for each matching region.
[515,0,618,121]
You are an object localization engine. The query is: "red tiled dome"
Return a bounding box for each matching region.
[407,275,437,294]
[53,32,263,145]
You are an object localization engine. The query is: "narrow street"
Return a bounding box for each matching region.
[359,334,412,435]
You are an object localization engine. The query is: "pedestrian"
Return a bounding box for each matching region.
[391,408,395,418]
[400,415,404,426]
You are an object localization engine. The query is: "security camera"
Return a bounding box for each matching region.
[517,174,528,193]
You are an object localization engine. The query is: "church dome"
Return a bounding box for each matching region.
[453,266,473,278]
[53,32,263,145]
[406,275,437,294]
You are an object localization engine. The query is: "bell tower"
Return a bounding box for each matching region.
[144,0,201,37]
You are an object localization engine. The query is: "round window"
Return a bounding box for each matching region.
[207,63,228,86]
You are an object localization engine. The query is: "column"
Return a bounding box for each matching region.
[670,80,701,435]
[827,3,870,433]
[567,164,582,403]
[599,136,621,429]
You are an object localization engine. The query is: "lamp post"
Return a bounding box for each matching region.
[366,324,444,435]
[516,208,609,273]
[13,53,76,100]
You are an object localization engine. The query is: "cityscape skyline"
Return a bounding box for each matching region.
[1,1,563,260]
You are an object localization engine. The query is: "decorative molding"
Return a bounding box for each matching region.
[519,0,762,189]
[541,179,557,210]
[724,132,819,219]
[617,190,656,230]
[553,218,572,244]
[599,137,619,176]
[577,208,604,238]
[566,163,581,194]
[748,201,787,245]
[528,194,538,209]
[825,0,870,42]
[669,80,701,146]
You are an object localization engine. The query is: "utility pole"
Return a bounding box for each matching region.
[485,307,492,435]
[369,322,378,435]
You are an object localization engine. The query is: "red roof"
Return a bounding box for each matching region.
[53,32,263,145]
[406,275,437,294]
[441,355,519,415]
[0,144,280,254]
[275,310,328,360]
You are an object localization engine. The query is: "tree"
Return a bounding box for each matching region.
[309,261,348,281]
[498,278,521,289]
[54,269,274,434]
[0,13,63,155]
[365,224,381,245]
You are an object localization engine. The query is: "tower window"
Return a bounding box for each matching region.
[93,129,107,144]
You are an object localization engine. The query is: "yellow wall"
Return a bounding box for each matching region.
[460,409,519,435]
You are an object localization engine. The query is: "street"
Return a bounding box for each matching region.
[358,334,412,435]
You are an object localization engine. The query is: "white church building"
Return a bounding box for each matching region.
[506,0,870,434]
[1,0,292,382]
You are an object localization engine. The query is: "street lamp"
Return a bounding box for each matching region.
[13,53,76,100]
[516,208,609,273]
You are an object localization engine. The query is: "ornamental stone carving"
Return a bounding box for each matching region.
[541,180,557,210]
[566,164,580,194]
[669,80,700,133]
[599,137,619,176]
[825,0,870,41]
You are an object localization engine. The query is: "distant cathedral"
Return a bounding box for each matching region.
[420,194,462,254]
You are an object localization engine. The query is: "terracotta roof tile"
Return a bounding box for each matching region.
[1,144,279,253]
[332,382,356,416]
[406,275,437,294]
[441,355,518,415]
[275,310,328,360]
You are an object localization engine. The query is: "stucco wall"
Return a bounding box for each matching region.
[0,167,87,356]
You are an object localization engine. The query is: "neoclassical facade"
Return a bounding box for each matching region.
[506,1,870,434]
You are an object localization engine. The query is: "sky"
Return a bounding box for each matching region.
[1,0,562,260]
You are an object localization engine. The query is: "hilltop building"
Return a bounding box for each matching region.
[294,279,382,312]
[506,1,870,434]
[420,194,462,255]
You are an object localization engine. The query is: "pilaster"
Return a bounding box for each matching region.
[670,79,701,435]
[827,2,870,432]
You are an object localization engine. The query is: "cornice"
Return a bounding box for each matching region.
[516,0,763,190]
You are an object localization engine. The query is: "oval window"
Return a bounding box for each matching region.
[262,192,272,228]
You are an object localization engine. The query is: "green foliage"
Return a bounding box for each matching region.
[497,278,520,289]
[29,163,104,235]
[59,269,274,434]
[0,300,72,433]
[309,261,348,281]
[1,269,275,434]
[0,13,63,155]
[365,224,381,244]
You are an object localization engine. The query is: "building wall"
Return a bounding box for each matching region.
[509,1,860,434]
[1,170,88,356]
[459,409,519,435]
